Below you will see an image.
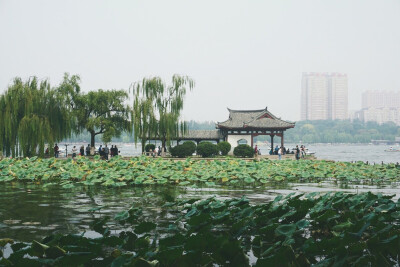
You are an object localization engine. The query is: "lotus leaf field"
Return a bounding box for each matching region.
[0,156,399,188]
[2,192,400,266]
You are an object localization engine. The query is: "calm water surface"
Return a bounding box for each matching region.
[1,143,400,244]
[1,182,399,242]
[60,143,400,163]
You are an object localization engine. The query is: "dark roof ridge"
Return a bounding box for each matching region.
[227,107,267,113]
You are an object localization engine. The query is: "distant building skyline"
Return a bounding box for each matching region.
[362,90,400,109]
[301,72,348,121]
[355,90,400,125]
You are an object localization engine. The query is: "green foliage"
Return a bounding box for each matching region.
[144,144,156,152]
[196,142,218,157]
[69,81,132,147]
[5,193,400,266]
[0,76,73,157]
[233,144,254,158]
[169,141,196,158]
[217,141,231,155]
[132,75,195,152]
[1,157,400,187]
[280,120,400,143]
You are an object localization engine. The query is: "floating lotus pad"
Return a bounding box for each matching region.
[0,156,399,188]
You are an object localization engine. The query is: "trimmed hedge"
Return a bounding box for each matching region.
[196,142,218,158]
[145,144,156,152]
[233,144,254,158]
[217,141,231,156]
[169,141,196,158]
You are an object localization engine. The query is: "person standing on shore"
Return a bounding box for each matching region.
[104,145,109,160]
[110,145,114,158]
[98,145,102,154]
[295,145,300,160]
[72,146,77,158]
[86,144,90,156]
[54,144,59,158]
[278,147,282,160]
[80,145,84,156]
[254,145,258,157]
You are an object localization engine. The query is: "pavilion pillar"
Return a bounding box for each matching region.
[281,132,284,148]
[251,134,254,148]
[270,135,274,154]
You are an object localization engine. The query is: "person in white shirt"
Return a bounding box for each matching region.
[71,146,78,158]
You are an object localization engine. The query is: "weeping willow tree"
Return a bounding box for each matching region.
[0,77,73,157]
[132,75,195,153]
[133,96,158,153]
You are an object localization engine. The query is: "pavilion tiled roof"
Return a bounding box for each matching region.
[217,107,295,130]
[178,130,223,140]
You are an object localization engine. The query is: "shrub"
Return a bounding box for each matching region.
[217,141,231,156]
[182,141,196,154]
[145,144,156,152]
[196,142,218,158]
[233,144,254,158]
[169,141,197,158]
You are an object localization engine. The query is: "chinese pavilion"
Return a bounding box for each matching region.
[177,107,295,154]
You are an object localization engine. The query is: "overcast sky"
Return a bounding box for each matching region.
[1,0,399,122]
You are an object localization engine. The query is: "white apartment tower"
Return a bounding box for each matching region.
[301,72,348,121]
[358,91,400,125]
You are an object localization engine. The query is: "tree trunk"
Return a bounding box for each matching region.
[161,139,166,157]
[90,132,96,148]
[141,139,146,154]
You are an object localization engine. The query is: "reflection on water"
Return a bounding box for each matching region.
[1,182,400,242]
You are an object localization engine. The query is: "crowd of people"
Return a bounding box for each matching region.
[46,143,119,160]
[97,145,119,160]
[253,144,308,160]
[148,146,162,157]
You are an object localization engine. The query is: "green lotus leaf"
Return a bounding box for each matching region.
[244,177,255,183]
[205,182,215,187]
[275,224,296,237]
[135,222,156,234]
[62,183,75,189]
[114,211,130,221]
[296,219,310,229]
[157,178,168,184]
[143,179,155,184]
[45,246,66,259]
[179,181,191,186]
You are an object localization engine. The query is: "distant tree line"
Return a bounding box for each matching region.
[66,119,400,145]
[283,120,400,143]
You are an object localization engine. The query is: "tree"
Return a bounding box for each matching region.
[132,96,157,153]
[73,89,132,147]
[56,73,133,148]
[0,77,72,157]
[132,75,194,153]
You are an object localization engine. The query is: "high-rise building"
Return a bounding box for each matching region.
[301,72,348,121]
[357,90,400,125]
[362,91,400,109]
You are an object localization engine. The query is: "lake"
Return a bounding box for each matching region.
[1,181,400,243]
[1,142,400,247]
[62,143,400,164]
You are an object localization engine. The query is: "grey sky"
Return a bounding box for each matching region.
[1,0,399,122]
